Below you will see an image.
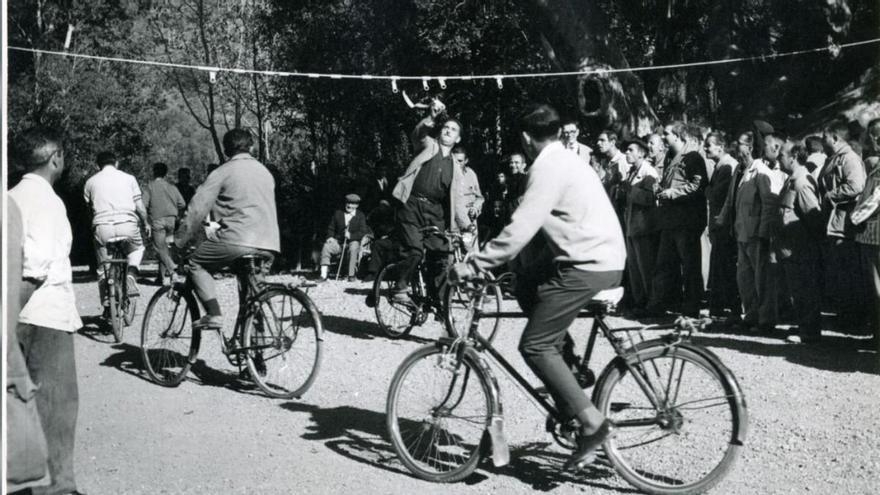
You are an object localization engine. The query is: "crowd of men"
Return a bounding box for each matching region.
[7,106,880,490]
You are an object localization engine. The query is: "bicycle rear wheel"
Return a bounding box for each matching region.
[374,263,415,338]
[594,344,746,494]
[108,266,124,343]
[140,285,200,387]
[444,273,502,343]
[243,288,323,399]
[387,345,492,483]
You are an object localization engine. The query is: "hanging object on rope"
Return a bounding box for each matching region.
[401,90,430,110]
[438,77,447,89]
[422,76,430,91]
[209,70,218,84]
[495,76,503,89]
[391,77,399,93]
[63,24,75,51]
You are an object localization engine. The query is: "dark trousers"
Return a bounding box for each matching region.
[736,239,778,327]
[648,228,704,316]
[859,243,880,346]
[188,240,273,311]
[17,325,79,495]
[515,266,622,419]
[395,196,448,297]
[367,237,396,277]
[151,215,178,281]
[822,237,868,328]
[708,231,740,316]
[780,244,822,337]
[625,234,658,309]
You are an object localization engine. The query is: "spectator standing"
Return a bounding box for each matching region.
[804,136,827,179]
[776,141,825,344]
[175,129,280,329]
[507,152,528,206]
[561,119,593,165]
[646,122,708,317]
[704,132,741,320]
[647,133,667,176]
[319,194,370,281]
[364,199,397,281]
[9,126,85,495]
[143,162,186,285]
[818,120,868,331]
[718,134,783,333]
[363,162,395,214]
[851,118,880,352]
[176,167,196,205]
[453,146,483,250]
[619,139,660,315]
[83,151,150,312]
[595,130,628,203]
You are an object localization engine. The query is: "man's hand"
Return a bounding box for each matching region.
[144,224,152,238]
[429,98,446,119]
[448,261,476,287]
[204,220,221,242]
[657,189,673,200]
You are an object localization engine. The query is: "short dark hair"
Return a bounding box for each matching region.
[519,104,560,141]
[178,167,191,178]
[96,151,116,166]
[805,136,824,153]
[824,120,850,141]
[222,128,254,157]
[867,118,880,132]
[15,126,64,173]
[153,162,168,177]
[705,131,727,147]
[451,145,467,156]
[599,129,618,144]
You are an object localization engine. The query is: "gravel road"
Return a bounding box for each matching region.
[69,265,879,494]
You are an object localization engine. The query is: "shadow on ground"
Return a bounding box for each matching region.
[280,402,635,491]
[320,314,432,344]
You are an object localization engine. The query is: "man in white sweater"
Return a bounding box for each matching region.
[453,104,625,470]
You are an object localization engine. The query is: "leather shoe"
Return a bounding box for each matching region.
[564,420,613,471]
[193,314,223,330]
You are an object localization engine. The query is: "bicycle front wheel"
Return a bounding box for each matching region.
[243,288,323,399]
[374,263,415,338]
[594,344,746,495]
[387,345,492,483]
[140,285,200,387]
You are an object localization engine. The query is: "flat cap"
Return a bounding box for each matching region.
[345,193,361,203]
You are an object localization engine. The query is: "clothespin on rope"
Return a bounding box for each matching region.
[422,76,430,91]
[495,76,503,89]
[63,24,75,51]
[438,77,447,89]
[209,70,218,84]
[391,76,399,93]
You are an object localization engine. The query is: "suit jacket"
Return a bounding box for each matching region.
[393,118,469,230]
[817,143,866,238]
[707,154,738,235]
[718,158,779,243]
[622,160,659,237]
[656,150,708,231]
[326,209,369,243]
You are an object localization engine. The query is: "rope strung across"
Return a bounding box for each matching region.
[8,37,880,84]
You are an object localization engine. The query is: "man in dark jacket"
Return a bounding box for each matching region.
[704,132,741,320]
[646,122,709,317]
[319,193,370,281]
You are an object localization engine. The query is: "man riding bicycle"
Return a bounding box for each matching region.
[452,104,626,470]
[83,151,150,316]
[392,98,473,306]
[174,128,280,329]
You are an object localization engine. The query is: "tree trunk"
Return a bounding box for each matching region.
[526,0,657,136]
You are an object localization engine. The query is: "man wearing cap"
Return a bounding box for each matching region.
[319,193,370,281]
[619,138,660,315]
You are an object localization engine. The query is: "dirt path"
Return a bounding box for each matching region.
[69,266,879,494]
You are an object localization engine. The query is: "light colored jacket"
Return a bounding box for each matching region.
[393,118,470,230]
[473,142,626,273]
[622,160,660,237]
[817,143,866,238]
[719,158,779,242]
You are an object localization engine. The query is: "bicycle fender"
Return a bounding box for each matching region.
[593,340,748,446]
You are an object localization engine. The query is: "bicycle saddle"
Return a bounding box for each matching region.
[583,287,624,315]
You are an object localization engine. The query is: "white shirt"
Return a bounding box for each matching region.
[343,211,355,238]
[609,150,629,179]
[83,165,143,225]
[9,174,83,332]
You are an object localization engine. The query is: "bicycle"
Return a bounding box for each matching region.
[140,253,323,399]
[386,274,748,494]
[369,226,501,342]
[101,236,138,343]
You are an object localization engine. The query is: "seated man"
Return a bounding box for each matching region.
[319,193,370,281]
[83,151,150,313]
[454,104,625,470]
[175,128,280,328]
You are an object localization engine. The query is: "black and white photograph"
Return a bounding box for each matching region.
[3,1,879,493]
